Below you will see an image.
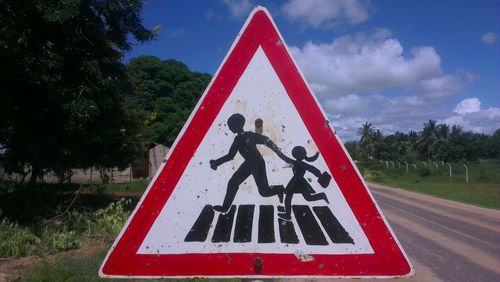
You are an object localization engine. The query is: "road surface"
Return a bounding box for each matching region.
[369,182,500,281]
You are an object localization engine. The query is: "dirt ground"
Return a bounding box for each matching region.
[0,241,105,282]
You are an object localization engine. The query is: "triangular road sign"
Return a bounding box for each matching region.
[100,6,413,278]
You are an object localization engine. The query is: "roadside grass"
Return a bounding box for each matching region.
[358,159,500,210]
[0,198,131,258]
[21,249,240,282]
[20,251,110,282]
[0,178,136,258]
[0,177,149,260]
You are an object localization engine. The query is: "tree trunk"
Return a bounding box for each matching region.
[28,165,40,186]
[98,167,109,184]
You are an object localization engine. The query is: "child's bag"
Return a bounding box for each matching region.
[318,171,331,188]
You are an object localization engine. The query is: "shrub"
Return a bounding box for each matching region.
[417,166,432,177]
[0,218,40,257]
[475,166,490,182]
[87,198,131,241]
[0,198,131,258]
[50,231,81,251]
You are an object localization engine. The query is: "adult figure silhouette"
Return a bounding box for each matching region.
[210,113,287,213]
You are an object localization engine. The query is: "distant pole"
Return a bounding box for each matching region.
[109,167,112,186]
[433,162,438,169]
[447,163,452,177]
[129,164,132,183]
[412,163,417,169]
[397,161,401,169]
[390,161,394,168]
[405,161,409,173]
[463,164,468,184]
[385,161,389,168]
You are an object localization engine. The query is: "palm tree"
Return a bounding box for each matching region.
[392,131,412,158]
[358,122,376,159]
[438,123,450,140]
[418,120,441,160]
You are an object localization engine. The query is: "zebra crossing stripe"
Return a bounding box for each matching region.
[313,206,354,244]
[278,218,299,244]
[184,205,214,242]
[292,205,328,245]
[258,205,275,243]
[212,205,236,243]
[234,205,255,243]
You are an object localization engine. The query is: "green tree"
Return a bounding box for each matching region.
[357,122,377,160]
[490,129,500,159]
[418,120,442,160]
[344,140,361,160]
[372,129,385,159]
[0,0,154,184]
[126,56,211,146]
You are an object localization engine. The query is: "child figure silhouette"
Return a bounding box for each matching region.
[278,146,331,220]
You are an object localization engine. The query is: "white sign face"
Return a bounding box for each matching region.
[138,47,372,255]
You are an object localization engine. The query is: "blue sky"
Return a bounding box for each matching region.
[126,0,499,141]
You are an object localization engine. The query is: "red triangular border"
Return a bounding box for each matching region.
[100,7,413,278]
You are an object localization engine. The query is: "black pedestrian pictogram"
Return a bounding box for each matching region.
[189,114,353,246]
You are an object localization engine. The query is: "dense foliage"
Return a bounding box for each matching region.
[126,56,211,146]
[0,0,154,183]
[347,120,500,162]
[0,197,131,257]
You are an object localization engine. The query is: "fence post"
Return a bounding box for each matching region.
[129,164,132,183]
[463,164,468,184]
[447,163,452,177]
[405,161,409,173]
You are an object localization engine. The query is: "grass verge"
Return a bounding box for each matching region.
[21,249,240,282]
[358,159,500,210]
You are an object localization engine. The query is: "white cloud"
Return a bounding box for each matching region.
[282,0,370,28]
[417,74,465,99]
[289,33,467,97]
[219,0,253,19]
[441,106,500,134]
[285,31,486,140]
[324,94,441,140]
[443,98,500,134]
[481,32,497,45]
[453,98,481,115]
[324,94,371,115]
[329,95,499,141]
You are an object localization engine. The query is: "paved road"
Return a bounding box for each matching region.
[369,183,500,282]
